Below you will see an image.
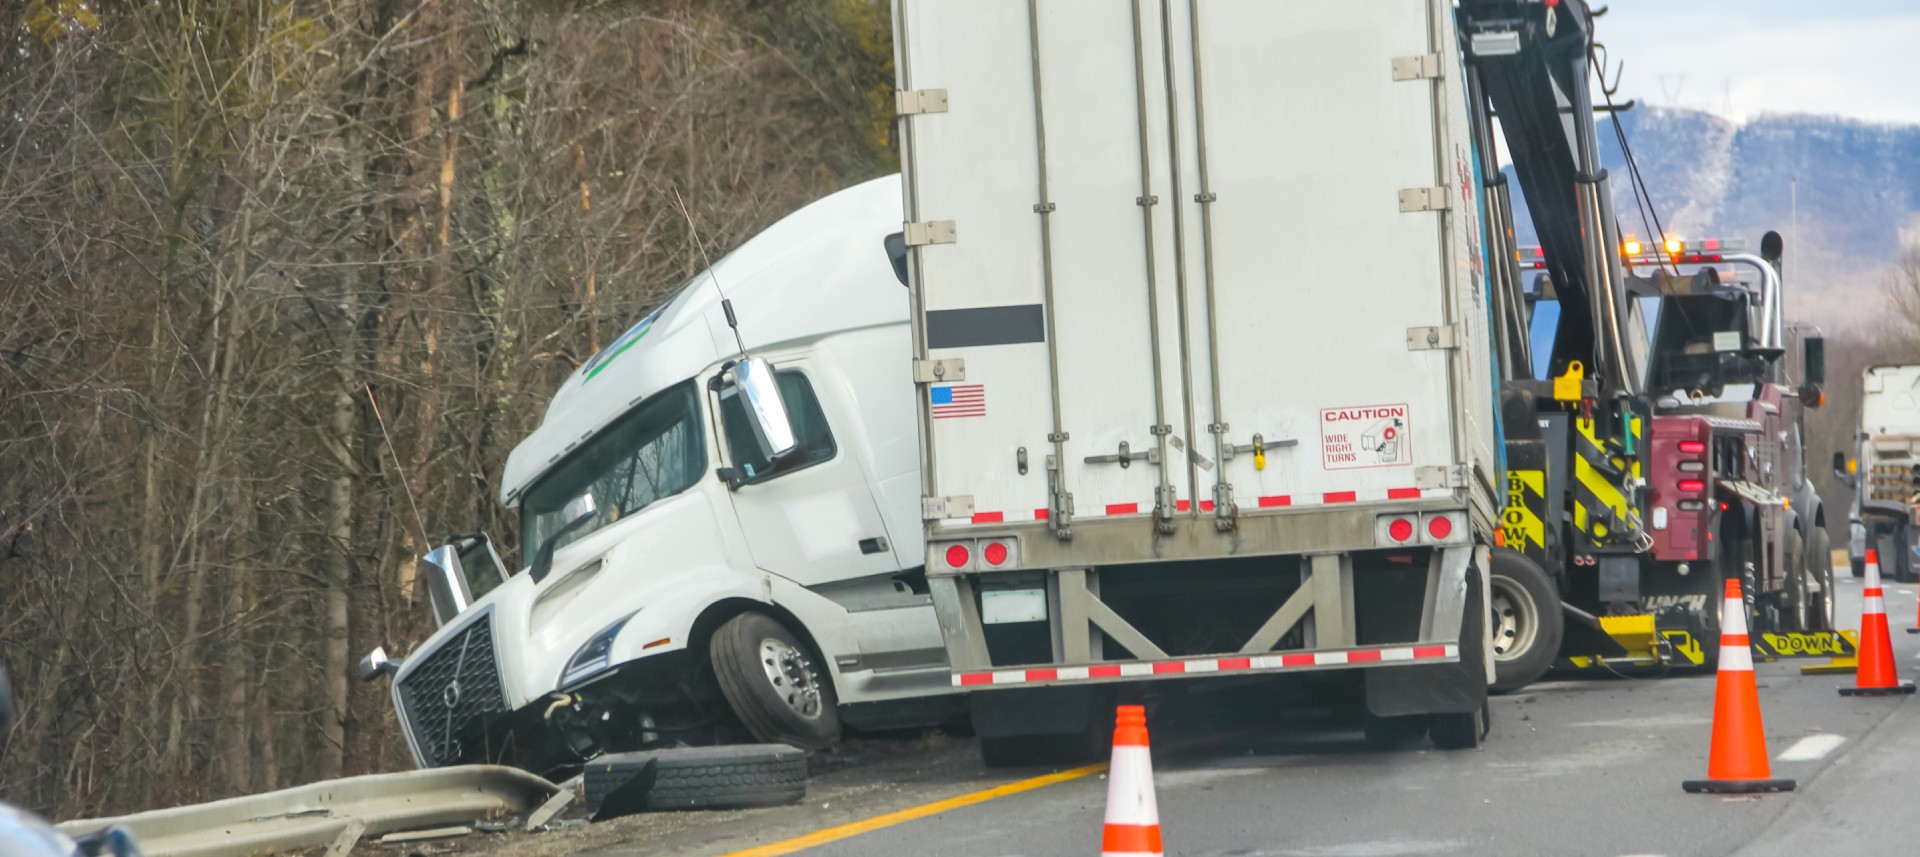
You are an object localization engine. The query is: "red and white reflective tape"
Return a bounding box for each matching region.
[951,643,1458,687]
[957,487,1442,524]
[1718,590,1753,672]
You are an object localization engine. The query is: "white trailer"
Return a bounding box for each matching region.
[1848,364,1920,581]
[892,0,1500,760]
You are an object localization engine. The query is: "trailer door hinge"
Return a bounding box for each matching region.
[904,220,957,246]
[895,88,950,116]
[1392,53,1443,81]
[913,358,966,383]
[1406,323,1461,351]
[1398,187,1451,213]
[922,495,975,520]
[1415,465,1467,490]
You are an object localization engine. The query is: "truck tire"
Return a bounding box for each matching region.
[1897,527,1919,583]
[1783,528,1808,632]
[1808,527,1836,633]
[1488,548,1562,693]
[1429,701,1490,751]
[711,612,840,751]
[585,744,807,815]
[1362,712,1429,749]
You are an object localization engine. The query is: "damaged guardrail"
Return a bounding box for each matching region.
[57,765,558,857]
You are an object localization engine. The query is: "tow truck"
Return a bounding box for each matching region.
[1466,0,1844,685]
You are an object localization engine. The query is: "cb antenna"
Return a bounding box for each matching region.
[672,186,748,358]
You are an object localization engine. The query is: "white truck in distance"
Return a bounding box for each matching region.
[361,176,962,776]
[888,0,1498,762]
[1845,364,1920,583]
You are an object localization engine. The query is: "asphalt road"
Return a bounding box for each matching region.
[452,565,1920,857]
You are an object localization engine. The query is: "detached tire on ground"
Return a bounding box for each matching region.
[585,744,807,814]
[1488,548,1562,694]
[711,612,840,750]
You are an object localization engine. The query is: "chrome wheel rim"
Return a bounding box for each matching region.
[1490,576,1538,662]
[758,638,824,720]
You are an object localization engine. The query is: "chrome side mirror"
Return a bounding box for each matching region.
[355,646,403,683]
[729,357,796,460]
[421,545,471,627]
[531,493,598,584]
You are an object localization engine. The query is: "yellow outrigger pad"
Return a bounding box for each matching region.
[1561,617,1855,671]
[1797,629,1861,675]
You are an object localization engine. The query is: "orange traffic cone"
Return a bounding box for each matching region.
[1683,578,1795,794]
[1101,705,1163,857]
[1842,549,1916,696]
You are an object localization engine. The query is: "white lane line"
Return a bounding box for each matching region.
[1777,734,1846,762]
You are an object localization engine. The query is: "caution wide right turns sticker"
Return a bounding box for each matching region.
[1320,404,1411,470]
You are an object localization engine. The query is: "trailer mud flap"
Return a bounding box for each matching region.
[1367,568,1486,718]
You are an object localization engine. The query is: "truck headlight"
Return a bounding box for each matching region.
[559,612,638,688]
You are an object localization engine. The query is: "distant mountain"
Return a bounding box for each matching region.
[1503,106,1920,327]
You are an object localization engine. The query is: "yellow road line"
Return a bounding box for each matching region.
[716,762,1108,857]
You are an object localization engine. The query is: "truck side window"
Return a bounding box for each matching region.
[719,370,836,483]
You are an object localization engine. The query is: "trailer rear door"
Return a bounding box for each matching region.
[898,0,1488,539]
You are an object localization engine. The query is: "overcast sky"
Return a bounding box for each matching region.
[1600,2,1920,125]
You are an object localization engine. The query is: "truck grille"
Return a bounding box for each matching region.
[398,612,509,767]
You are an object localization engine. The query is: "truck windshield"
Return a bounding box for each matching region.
[520,382,706,563]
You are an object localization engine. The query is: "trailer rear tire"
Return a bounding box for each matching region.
[1488,548,1561,693]
[711,612,840,751]
[1362,712,1429,749]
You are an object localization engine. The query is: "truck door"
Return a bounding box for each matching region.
[720,363,901,588]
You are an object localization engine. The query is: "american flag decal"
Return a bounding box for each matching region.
[930,384,986,419]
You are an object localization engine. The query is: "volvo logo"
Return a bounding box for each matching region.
[442,679,462,710]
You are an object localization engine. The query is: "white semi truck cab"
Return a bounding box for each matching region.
[362,176,962,776]
[889,0,1499,762]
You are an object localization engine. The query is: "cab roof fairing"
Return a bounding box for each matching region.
[499,175,908,507]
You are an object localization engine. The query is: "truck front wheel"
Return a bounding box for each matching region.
[1488,548,1562,693]
[711,612,841,750]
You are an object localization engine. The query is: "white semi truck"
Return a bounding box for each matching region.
[886,0,1499,762]
[360,176,965,775]
[1844,364,1920,583]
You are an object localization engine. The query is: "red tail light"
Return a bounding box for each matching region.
[983,542,1009,566]
[1388,519,1414,542]
[944,544,970,568]
[1428,516,1453,540]
[1678,440,1706,454]
[1678,479,1706,493]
